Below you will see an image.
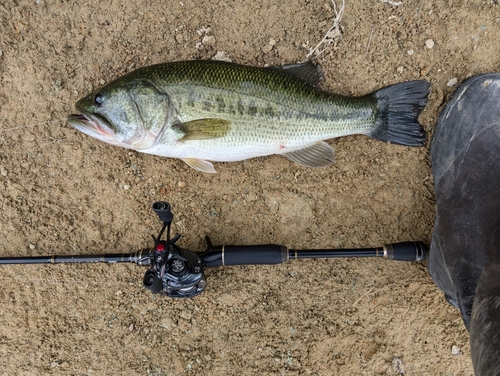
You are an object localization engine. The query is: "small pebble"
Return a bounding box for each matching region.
[397,66,404,74]
[0,166,7,177]
[202,35,216,46]
[447,77,458,87]
[407,49,414,56]
[212,51,232,62]
[392,357,405,374]
[425,39,435,49]
[452,345,462,355]
[196,26,211,36]
[175,34,183,43]
[29,244,36,250]
[123,184,130,190]
[263,38,276,54]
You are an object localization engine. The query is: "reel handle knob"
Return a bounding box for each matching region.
[152,201,173,224]
[143,270,163,294]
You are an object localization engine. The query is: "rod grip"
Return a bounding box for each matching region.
[200,244,288,267]
[384,242,427,261]
[224,245,288,265]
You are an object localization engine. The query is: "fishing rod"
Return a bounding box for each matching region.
[0,201,427,298]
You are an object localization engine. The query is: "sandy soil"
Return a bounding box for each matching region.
[1,0,499,374]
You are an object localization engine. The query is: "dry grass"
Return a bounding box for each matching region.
[305,0,345,60]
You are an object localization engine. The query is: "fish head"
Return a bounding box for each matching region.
[68,79,170,150]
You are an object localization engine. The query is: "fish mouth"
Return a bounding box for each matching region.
[67,112,116,142]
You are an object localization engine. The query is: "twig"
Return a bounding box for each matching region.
[41,137,71,145]
[366,27,375,54]
[353,272,418,306]
[306,0,345,60]
[380,0,402,6]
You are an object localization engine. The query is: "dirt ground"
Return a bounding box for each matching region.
[0,0,499,375]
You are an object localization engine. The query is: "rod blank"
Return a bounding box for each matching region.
[0,251,149,265]
[291,242,426,262]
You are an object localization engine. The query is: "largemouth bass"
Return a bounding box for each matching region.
[68,60,430,173]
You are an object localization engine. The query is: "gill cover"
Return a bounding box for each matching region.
[75,79,171,149]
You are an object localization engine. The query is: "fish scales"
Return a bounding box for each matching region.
[68,60,430,173]
[134,62,377,155]
[160,87,374,145]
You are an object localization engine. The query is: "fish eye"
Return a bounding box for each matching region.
[94,93,104,107]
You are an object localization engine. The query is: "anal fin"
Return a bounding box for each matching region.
[282,141,335,168]
[182,158,217,173]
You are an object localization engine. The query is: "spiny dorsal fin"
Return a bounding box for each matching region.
[282,141,335,167]
[174,118,231,141]
[270,62,324,87]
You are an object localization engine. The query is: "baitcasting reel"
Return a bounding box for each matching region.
[142,201,207,298]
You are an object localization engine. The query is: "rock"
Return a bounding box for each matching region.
[212,51,232,62]
[202,35,216,46]
[447,77,458,87]
[451,345,462,355]
[262,38,276,53]
[392,357,405,374]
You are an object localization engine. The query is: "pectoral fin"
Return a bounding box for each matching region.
[182,158,217,173]
[282,141,335,167]
[174,118,231,141]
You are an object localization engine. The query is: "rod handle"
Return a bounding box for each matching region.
[201,244,288,267]
[384,242,427,261]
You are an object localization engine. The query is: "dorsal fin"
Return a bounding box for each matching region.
[269,62,324,87]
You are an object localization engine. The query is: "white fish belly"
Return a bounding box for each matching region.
[144,114,375,162]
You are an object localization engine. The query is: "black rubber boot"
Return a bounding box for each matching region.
[429,73,500,375]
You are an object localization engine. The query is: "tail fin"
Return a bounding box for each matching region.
[369,80,430,146]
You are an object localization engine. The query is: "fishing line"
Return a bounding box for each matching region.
[0,275,137,287]
[0,117,68,133]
